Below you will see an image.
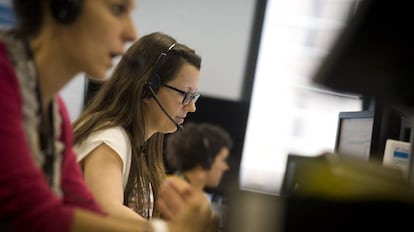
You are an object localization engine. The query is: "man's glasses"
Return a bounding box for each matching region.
[162,84,200,105]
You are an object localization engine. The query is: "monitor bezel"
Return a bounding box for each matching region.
[334,110,375,157]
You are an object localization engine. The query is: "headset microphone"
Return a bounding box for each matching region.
[147,86,183,131]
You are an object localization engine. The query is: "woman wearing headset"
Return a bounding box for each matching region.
[73,31,202,222]
[0,0,210,231]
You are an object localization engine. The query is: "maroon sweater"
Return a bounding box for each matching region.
[0,41,104,231]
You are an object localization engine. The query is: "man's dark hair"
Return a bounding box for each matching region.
[165,122,233,172]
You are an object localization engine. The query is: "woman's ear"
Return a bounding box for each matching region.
[142,97,151,104]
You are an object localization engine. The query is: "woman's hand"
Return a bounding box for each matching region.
[158,176,212,232]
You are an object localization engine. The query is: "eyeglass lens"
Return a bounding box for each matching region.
[183,92,200,105]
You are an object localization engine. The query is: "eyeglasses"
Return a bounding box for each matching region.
[162,84,200,105]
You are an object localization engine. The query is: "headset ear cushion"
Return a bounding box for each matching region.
[50,0,82,24]
[142,82,152,99]
[143,73,161,99]
[151,73,162,92]
[202,137,214,169]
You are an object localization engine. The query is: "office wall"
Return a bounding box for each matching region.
[60,0,256,121]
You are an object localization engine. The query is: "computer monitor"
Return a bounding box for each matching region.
[280,154,325,196]
[278,154,413,232]
[334,111,374,160]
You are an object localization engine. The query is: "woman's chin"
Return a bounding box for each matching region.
[85,66,108,81]
[164,125,178,134]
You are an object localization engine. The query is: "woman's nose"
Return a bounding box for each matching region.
[185,101,197,112]
[123,15,137,42]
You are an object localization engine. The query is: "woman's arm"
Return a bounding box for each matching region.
[71,208,149,232]
[70,177,211,232]
[58,96,105,214]
[82,143,145,222]
[0,49,74,231]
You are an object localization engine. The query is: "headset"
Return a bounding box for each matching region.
[143,43,177,98]
[50,0,83,24]
[201,136,214,169]
[143,43,183,130]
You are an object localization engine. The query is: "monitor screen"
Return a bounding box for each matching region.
[335,111,374,160]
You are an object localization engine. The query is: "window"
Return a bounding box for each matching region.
[240,0,361,195]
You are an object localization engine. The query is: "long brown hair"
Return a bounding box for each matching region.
[73,32,201,216]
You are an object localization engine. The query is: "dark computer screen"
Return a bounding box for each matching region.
[279,153,413,232]
[280,154,323,196]
[334,111,374,160]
